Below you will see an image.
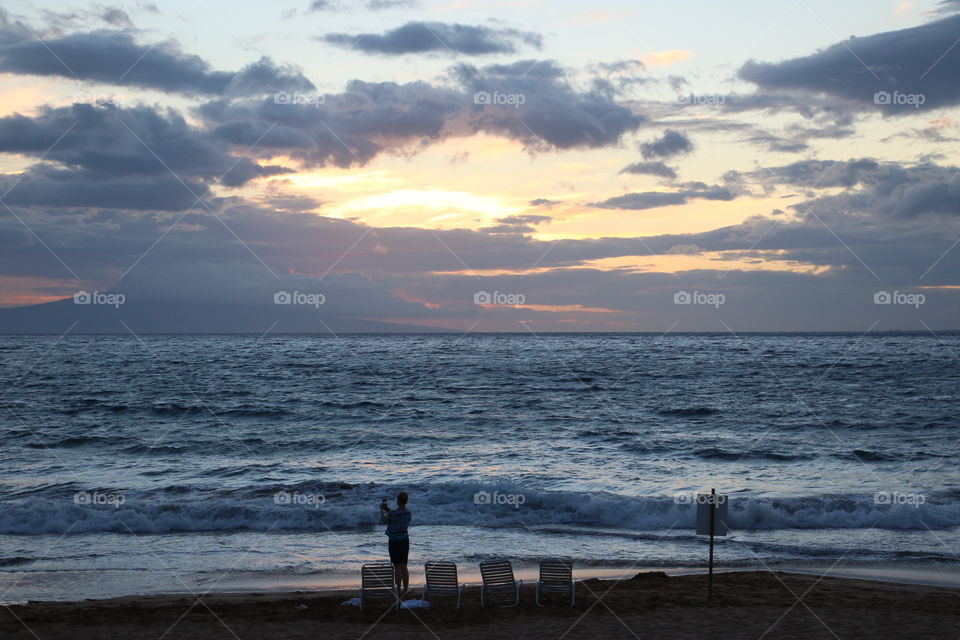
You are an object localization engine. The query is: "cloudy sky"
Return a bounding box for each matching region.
[1,0,959,331]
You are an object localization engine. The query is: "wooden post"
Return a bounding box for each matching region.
[708,487,716,599]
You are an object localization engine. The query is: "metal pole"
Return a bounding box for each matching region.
[708,487,715,599]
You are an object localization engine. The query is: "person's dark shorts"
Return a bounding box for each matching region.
[388,538,409,565]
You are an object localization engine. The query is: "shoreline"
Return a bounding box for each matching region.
[4,571,959,640]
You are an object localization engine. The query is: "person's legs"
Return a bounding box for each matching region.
[388,540,402,591]
[397,539,409,593]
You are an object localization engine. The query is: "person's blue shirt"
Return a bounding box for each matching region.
[385,508,411,541]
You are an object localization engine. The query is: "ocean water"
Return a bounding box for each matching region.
[0,333,958,601]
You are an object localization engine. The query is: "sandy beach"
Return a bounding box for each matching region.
[3,570,958,640]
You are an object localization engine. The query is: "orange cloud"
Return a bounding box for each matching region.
[639,49,692,68]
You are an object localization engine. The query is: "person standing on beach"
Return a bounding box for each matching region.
[380,491,411,594]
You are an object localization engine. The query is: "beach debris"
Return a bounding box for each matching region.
[400,599,431,609]
[341,597,362,607]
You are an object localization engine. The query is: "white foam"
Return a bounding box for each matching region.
[1,483,957,535]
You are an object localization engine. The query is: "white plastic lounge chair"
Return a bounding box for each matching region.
[536,559,574,606]
[360,563,398,610]
[479,559,522,607]
[422,561,466,608]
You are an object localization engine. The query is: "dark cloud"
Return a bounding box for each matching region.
[618,161,677,179]
[0,29,314,95]
[935,0,960,14]
[0,164,209,210]
[787,161,960,221]
[882,123,960,143]
[639,129,693,160]
[529,198,558,207]
[203,79,461,167]
[726,159,882,189]
[720,92,855,119]
[204,59,645,168]
[0,103,291,209]
[739,14,960,112]
[309,0,419,10]
[480,214,551,234]
[742,134,808,153]
[784,119,855,141]
[226,58,315,96]
[0,8,32,46]
[590,59,646,75]
[459,60,646,150]
[0,103,285,183]
[101,7,133,27]
[320,21,542,56]
[585,59,648,96]
[591,184,735,210]
[366,0,420,9]
[661,110,835,154]
[212,120,316,150]
[220,159,292,187]
[668,75,687,93]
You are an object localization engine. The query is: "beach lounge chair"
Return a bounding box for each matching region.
[479,559,522,607]
[422,561,465,608]
[360,563,398,610]
[536,559,575,606]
